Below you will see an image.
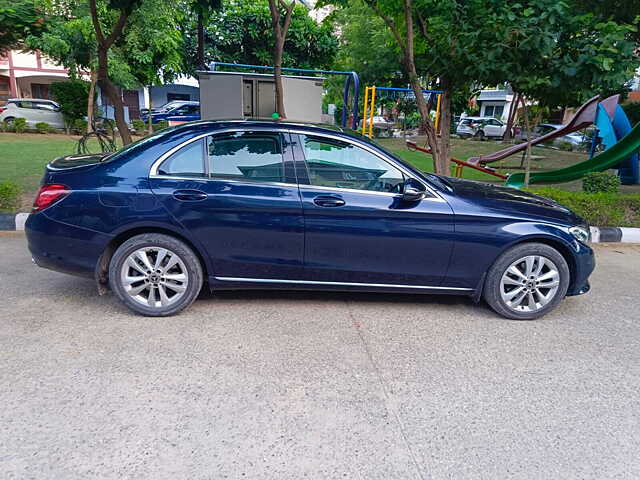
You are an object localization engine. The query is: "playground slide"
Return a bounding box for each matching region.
[505,121,640,188]
[467,95,619,165]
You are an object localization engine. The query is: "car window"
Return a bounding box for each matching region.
[35,102,56,111]
[157,138,206,178]
[301,135,405,193]
[207,132,284,183]
[16,101,33,109]
[173,104,199,115]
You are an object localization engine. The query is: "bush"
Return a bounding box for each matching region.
[0,181,21,213]
[35,121,52,134]
[0,120,13,132]
[556,141,574,151]
[72,118,88,135]
[529,187,640,227]
[582,171,620,193]
[153,120,169,131]
[50,80,91,130]
[131,119,146,135]
[13,118,27,133]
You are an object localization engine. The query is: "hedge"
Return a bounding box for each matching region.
[0,181,21,213]
[529,187,640,227]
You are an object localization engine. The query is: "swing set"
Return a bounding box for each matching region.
[360,86,443,138]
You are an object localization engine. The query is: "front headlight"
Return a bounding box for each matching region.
[569,225,591,244]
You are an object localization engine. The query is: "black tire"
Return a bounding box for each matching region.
[474,130,485,140]
[483,242,570,320]
[4,117,15,125]
[108,233,204,316]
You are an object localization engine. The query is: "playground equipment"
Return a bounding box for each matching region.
[406,141,507,180]
[361,86,442,138]
[208,62,360,130]
[406,93,640,187]
[460,94,639,187]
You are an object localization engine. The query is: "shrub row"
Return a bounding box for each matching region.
[0,181,21,213]
[530,187,640,227]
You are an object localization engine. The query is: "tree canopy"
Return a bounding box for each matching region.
[0,0,47,55]
[181,0,337,74]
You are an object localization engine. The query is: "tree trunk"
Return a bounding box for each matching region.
[273,38,285,118]
[400,0,445,174]
[503,92,520,142]
[197,10,205,70]
[436,79,452,175]
[521,95,532,186]
[87,70,97,133]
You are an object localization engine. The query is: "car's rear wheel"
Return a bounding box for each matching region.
[474,130,485,140]
[483,243,570,320]
[4,117,15,125]
[109,233,203,316]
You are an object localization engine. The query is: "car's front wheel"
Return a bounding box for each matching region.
[109,233,203,316]
[483,243,570,320]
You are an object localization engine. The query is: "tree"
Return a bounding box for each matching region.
[27,10,98,132]
[267,0,296,118]
[183,0,337,72]
[0,0,46,55]
[191,0,222,69]
[88,0,143,145]
[478,1,638,184]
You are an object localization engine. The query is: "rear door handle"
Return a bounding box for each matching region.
[173,189,208,201]
[313,195,345,207]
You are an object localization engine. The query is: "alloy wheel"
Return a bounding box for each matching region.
[499,255,560,313]
[120,247,189,309]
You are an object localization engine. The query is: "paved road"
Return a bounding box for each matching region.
[1,233,639,479]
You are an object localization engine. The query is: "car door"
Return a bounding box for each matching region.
[14,101,36,126]
[485,119,502,137]
[149,129,305,280]
[35,101,64,128]
[291,132,455,287]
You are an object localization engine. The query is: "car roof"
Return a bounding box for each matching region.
[8,98,57,103]
[463,116,501,120]
[165,118,347,134]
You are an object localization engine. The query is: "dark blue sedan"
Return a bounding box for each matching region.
[141,101,200,124]
[25,121,595,319]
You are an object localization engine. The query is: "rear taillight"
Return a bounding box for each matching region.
[0,106,5,113]
[32,184,70,213]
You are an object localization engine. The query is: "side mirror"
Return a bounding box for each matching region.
[402,179,425,202]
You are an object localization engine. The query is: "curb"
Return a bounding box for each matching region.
[1,213,640,243]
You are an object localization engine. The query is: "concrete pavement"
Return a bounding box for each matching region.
[1,233,639,479]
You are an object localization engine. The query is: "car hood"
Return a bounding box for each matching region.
[443,177,583,225]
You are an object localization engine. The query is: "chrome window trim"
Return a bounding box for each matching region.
[148,126,446,203]
[149,127,286,177]
[214,276,473,291]
[147,175,299,189]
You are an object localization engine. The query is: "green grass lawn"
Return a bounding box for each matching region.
[1,132,638,205]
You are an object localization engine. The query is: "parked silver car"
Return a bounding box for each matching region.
[0,98,65,129]
[517,123,587,148]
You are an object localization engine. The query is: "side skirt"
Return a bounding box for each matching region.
[209,276,475,296]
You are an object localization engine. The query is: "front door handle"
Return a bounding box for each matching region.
[313,195,345,207]
[173,189,207,201]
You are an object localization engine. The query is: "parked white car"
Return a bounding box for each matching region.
[0,98,65,129]
[456,116,507,139]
